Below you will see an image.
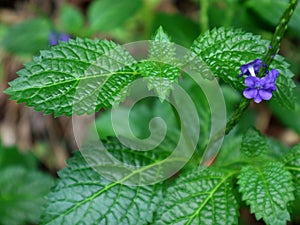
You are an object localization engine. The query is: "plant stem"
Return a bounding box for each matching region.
[258,0,299,77]
[199,0,209,33]
[226,0,298,134]
[200,0,298,165]
[225,98,250,134]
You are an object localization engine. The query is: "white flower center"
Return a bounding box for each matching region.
[248,66,256,77]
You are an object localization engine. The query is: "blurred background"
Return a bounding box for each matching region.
[0,0,300,224]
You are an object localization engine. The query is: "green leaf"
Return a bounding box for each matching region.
[88,0,142,32]
[40,148,164,225]
[138,27,181,100]
[241,127,267,158]
[265,137,289,160]
[238,162,295,225]
[59,4,84,35]
[270,83,300,135]
[152,13,200,47]
[190,27,296,109]
[139,61,181,100]
[246,0,300,37]
[5,38,138,117]
[0,144,38,169]
[0,143,53,225]
[150,27,175,64]
[94,97,179,140]
[1,18,51,55]
[179,77,211,155]
[213,134,243,168]
[0,166,54,225]
[284,143,300,197]
[154,167,239,225]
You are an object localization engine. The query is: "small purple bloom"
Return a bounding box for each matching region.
[239,59,263,77]
[48,31,71,46]
[243,69,279,103]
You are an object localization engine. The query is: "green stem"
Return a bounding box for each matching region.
[199,0,209,33]
[225,98,250,134]
[200,0,298,165]
[258,0,299,77]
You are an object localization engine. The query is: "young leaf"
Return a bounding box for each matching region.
[139,27,181,100]
[241,127,267,158]
[0,166,54,225]
[40,147,164,225]
[5,38,138,117]
[190,27,295,109]
[283,143,300,197]
[138,61,180,100]
[150,27,176,64]
[154,168,239,225]
[238,162,295,225]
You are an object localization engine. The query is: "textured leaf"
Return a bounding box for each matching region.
[241,127,267,158]
[0,166,54,225]
[139,61,181,100]
[88,0,142,32]
[139,27,181,100]
[246,0,300,37]
[238,162,295,225]
[40,145,165,225]
[1,18,51,54]
[284,143,300,197]
[149,27,176,64]
[154,168,239,225]
[5,38,138,116]
[190,27,296,109]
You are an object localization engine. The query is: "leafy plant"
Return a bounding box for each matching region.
[0,144,54,225]
[4,0,300,225]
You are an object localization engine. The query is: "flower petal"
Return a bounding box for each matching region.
[254,95,263,103]
[245,76,259,88]
[243,88,258,99]
[267,69,279,80]
[258,89,273,100]
[239,59,263,76]
[252,59,263,73]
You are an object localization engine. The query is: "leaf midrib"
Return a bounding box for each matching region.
[185,171,237,225]
[46,156,187,224]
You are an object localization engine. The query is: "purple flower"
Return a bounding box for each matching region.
[48,31,71,46]
[239,59,263,77]
[243,69,279,103]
